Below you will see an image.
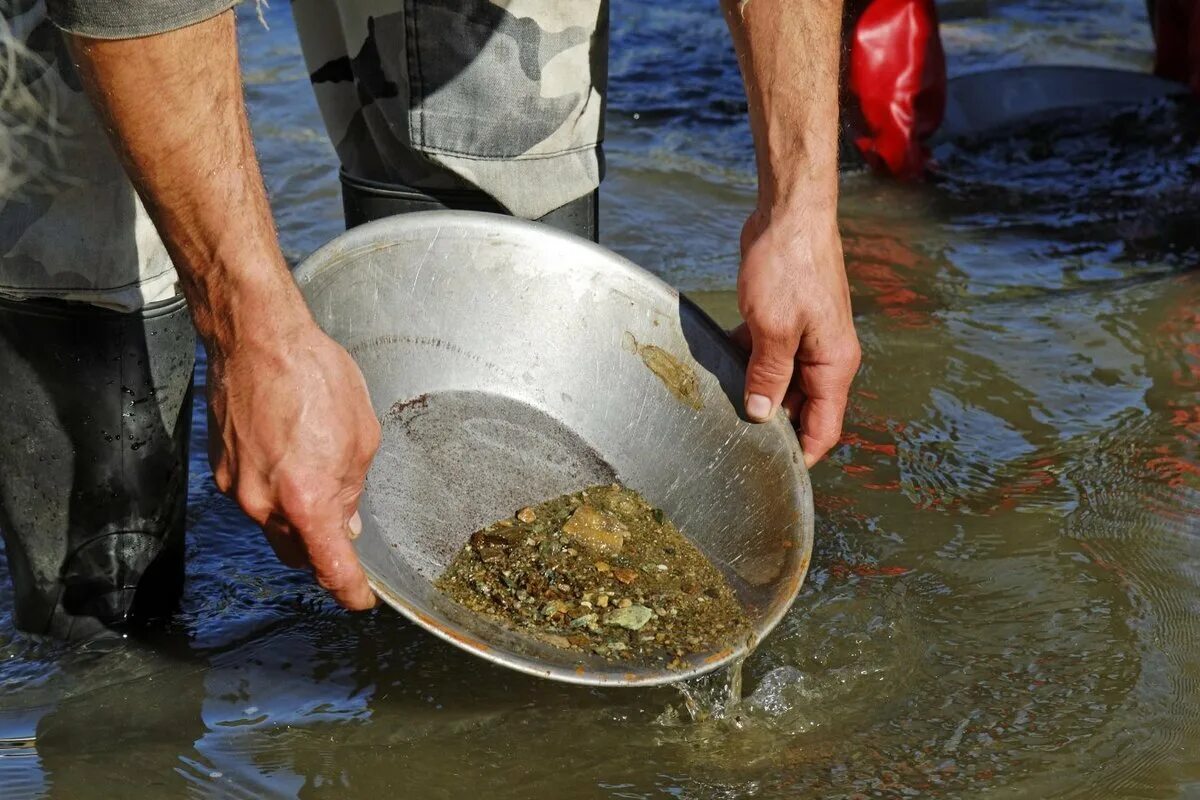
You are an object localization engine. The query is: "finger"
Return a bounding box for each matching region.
[338,428,374,525]
[296,507,378,611]
[729,322,753,354]
[794,358,857,468]
[207,405,234,495]
[742,319,800,423]
[797,393,847,468]
[782,388,806,425]
[264,513,309,569]
[265,531,310,570]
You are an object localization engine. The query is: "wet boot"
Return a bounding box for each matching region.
[0,295,195,641]
[340,171,600,243]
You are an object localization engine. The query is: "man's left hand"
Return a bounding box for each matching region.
[731,205,861,468]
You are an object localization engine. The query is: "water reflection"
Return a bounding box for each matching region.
[3,0,1200,797]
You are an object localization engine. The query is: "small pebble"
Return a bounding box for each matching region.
[516,507,537,523]
[613,567,638,585]
[596,594,610,608]
[606,604,653,631]
[541,633,571,649]
[618,597,633,609]
[595,561,611,572]
[541,600,567,617]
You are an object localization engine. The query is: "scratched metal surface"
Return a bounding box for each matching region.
[294,212,811,686]
[4,1,1200,798]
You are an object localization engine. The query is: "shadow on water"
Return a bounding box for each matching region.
[2,607,690,797]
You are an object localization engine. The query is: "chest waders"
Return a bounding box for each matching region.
[340,172,599,241]
[0,295,194,640]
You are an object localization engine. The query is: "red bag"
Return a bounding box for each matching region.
[846,0,947,179]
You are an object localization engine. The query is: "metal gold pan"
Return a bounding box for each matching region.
[295,211,813,686]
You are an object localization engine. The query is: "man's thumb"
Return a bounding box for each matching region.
[742,325,796,423]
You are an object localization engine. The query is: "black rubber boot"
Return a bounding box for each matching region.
[340,170,600,243]
[0,295,195,641]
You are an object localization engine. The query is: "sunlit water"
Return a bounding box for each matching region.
[3,1,1199,797]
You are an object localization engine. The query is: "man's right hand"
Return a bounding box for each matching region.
[207,318,381,611]
[69,13,381,610]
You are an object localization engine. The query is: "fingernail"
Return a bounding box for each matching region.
[348,511,363,540]
[746,393,772,421]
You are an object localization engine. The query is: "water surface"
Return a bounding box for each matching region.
[2,1,1198,797]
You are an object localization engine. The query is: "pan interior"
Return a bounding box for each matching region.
[367,389,618,582]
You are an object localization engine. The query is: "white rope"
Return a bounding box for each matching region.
[0,1,68,197]
[253,0,270,30]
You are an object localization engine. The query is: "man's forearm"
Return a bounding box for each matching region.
[68,11,307,355]
[68,11,380,609]
[722,0,843,214]
[721,0,858,463]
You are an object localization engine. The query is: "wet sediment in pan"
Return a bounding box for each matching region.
[435,484,751,670]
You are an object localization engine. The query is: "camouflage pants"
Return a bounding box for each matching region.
[0,0,608,311]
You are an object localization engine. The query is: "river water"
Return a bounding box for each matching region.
[3,1,1199,797]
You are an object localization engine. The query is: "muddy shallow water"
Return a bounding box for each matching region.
[2,1,1199,797]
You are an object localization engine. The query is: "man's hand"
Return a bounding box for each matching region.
[722,0,859,466]
[732,207,860,468]
[208,320,380,610]
[69,12,379,608]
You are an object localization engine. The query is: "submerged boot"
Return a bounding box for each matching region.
[0,295,195,641]
[340,171,600,242]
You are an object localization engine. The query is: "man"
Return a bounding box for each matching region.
[0,0,859,639]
